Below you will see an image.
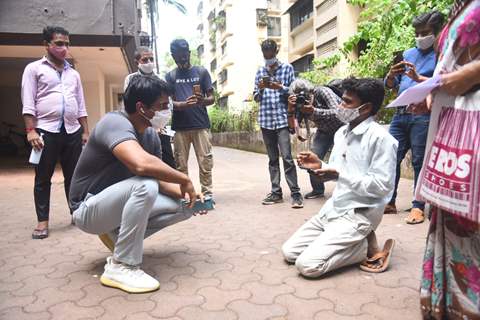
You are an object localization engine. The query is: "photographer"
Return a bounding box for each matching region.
[287,79,345,199]
[384,11,444,224]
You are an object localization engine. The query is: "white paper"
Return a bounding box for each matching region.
[386,75,441,108]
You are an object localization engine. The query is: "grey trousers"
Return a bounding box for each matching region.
[282,206,380,278]
[73,176,192,266]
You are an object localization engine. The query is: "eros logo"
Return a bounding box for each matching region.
[427,144,472,180]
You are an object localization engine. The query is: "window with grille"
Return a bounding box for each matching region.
[290,0,313,30]
[316,18,337,36]
[218,96,228,109]
[316,38,337,56]
[267,17,281,37]
[316,0,337,16]
[219,69,228,84]
[211,59,217,73]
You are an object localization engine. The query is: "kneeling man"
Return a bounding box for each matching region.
[70,76,204,293]
[282,78,398,277]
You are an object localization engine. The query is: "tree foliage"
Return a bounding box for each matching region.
[300,0,453,122]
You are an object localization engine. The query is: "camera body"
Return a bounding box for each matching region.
[295,91,308,113]
[262,75,272,85]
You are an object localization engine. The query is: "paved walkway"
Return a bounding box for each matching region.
[0,147,428,320]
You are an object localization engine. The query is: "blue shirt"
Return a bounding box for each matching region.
[254,62,295,130]
[388,47,436,95]
[165,66,213,131]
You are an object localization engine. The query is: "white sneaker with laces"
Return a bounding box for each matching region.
[100,257,160,293]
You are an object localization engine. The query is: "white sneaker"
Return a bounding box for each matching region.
[100,257,160,293]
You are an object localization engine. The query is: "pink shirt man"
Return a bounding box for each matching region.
[21,57,87,133]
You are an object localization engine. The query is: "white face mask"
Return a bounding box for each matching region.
[336,104,366,123]
[138,62,155,74]
[415,35,435,50]
[150,109,171,130]
[265,57,278,67]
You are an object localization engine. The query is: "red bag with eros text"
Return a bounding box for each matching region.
[416,92,480,223]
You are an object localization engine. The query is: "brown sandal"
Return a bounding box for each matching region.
[360,239,395,273]
[32,228,49,239]
[405,208,425,224]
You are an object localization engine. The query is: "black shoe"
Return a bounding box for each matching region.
[262,193,283,205]
[304,191,324,199]
[291,193,304,209]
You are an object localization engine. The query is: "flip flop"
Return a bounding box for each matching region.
[360,239,395,273]
[405,208,425,224]
[32,228,49,239]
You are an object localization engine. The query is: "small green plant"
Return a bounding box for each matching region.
[208,98,259,133]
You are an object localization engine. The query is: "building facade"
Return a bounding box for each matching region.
[196,0,290,112]
[284,0,360,75]
[0,0,146,140]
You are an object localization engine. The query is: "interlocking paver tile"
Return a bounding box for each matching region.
[149,291,203,317]
[227,300,287,320]
[0,307,50,320]
[13,274,69,297]
[97,296,155,320]
[24,287,84,313]
[177,306,237,320]
[48,301,104,320]
[314,310,373,320]
[318,288,377,316]
[0,147,426,320]
[214,271,261,290]
[275,294,334,319]
[171,275,220,296]
[189,260,233,279]
[283,275,335,299]
[197,286,250,311]
[242,282,295,305]
[125,312,182,320]
[362,302,422,320]
[0,292,36,311]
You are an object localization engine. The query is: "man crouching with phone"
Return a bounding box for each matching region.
[282,78,398,277]
[70,76,208,293]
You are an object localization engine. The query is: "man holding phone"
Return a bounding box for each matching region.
[253,39,302,208]
[166,39,215,197]
[384,11,444,224]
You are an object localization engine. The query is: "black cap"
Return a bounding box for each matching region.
[170,39,189,54]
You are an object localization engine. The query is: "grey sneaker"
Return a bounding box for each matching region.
[291,193,304,209]
[262,193,283,205]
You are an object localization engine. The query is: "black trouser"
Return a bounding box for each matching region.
[160,134,176,169]
[34,127,82,222]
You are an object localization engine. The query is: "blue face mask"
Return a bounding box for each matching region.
[265,57,278,67]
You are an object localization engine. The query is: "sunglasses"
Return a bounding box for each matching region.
[140,57,154,63]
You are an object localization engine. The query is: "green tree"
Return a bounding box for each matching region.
[300,0,453,122]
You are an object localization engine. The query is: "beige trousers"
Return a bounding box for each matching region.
[173,129,213,194]
[282,206,379,278]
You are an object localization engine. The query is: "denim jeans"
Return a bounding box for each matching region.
[389,113,429,210]
[261,127,300,196]
[309,130,334,194]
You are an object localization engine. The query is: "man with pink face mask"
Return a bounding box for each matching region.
[21,26,89,239]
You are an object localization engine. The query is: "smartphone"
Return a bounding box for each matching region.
[393,51,404,65]
[182,196,215,211]
[262,75,271,84]
[193,84,201,96]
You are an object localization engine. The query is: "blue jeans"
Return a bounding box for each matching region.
[309,131,334,194]
[261,127,300,196]
[389,113,429,210]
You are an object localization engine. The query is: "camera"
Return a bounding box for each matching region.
[295,91,308,113]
